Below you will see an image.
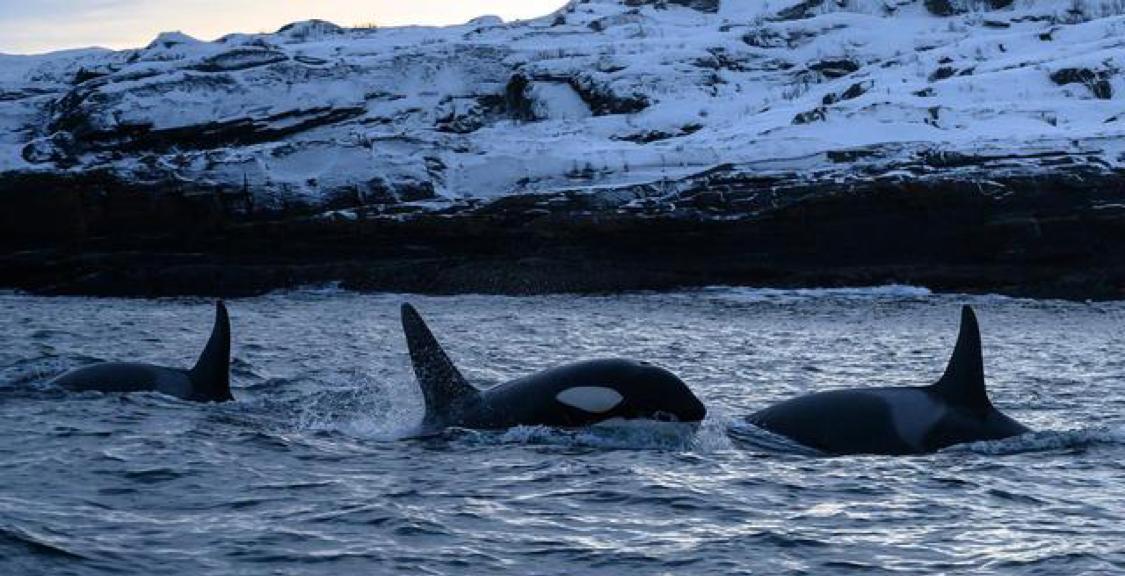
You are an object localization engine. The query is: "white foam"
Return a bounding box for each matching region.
[289,374,421,441]
[471,419,704,451]
[950,426,1125,455]
[695,285,934,304]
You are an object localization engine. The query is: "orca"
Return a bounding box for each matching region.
[400,303,706,430]
[745,305,1029,455]
[49,301,233,403]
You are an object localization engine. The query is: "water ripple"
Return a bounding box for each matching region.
[0,288,1122,575]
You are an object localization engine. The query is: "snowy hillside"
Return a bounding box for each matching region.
[1,0,1123,214]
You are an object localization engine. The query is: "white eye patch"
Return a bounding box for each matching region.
[555,387,624,414]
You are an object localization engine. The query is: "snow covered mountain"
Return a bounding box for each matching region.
[2,0,1122,215]
[2,0,1125,298]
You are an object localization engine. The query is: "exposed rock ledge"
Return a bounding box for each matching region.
[3,0,1124,299]
[2,150,1123,300]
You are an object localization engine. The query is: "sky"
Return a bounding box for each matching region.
[0,0,569,55]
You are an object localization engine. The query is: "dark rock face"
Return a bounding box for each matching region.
[274,20,345,42]
[565,73,650,116]
[793,107,828,124]
[194,48,289,72]
[809,59,860,79]
[504,74,535,121]
[670,0,720,12]
[435,97,492,133]
[623,0,721,13]
[775,0,826,21]
[823,81,873,105]
[925,0,1013,16]
[2,4,1122,301]
[839,81,870,100]
[505,71,648,120]
[4,157,1124,300]
[929,66,958,82]
[37,104,366,159]
[613,123,701,143]
[924,0,958,16]
[1050,68,1114,100]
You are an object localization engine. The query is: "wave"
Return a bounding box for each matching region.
[0,525,87,561]
[0,355,101,387]
[264,282,349,298]
[725,420,824,456]
[693,284,934,304]
[239,373,422,441]
[421,417,731,452]
[951,425,1125,455]
[376,410,740,452]
[247,369,737,449]
[728,420,1125,457]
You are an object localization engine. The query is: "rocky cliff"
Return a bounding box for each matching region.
[1,0,1123,297]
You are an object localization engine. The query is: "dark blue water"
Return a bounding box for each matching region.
[1,287,1123,575]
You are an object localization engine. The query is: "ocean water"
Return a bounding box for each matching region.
[1,287,1123,575]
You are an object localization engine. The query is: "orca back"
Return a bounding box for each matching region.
[748,305,1029,455]
[748,389,922,455]
[52,362,190,397]
[52,301,233,403]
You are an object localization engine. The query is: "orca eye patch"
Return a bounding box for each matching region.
[555,387,624,414]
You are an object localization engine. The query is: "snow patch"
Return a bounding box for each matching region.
[0,0,1122,207]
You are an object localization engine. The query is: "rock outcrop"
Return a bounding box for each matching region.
[1,0,1124,298]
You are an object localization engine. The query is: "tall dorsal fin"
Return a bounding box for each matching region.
[929,305,991,413]
[188,301,232,402]
[400,303,479,427]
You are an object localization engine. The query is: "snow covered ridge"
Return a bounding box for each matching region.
[1,0,1123,214]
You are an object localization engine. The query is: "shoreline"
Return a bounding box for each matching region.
[3,168,1123,301]
[3,247,1121,302]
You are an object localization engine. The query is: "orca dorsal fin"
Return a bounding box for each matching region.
[188,301,232,402]
[929,305,991,413]
[400,303,479,427]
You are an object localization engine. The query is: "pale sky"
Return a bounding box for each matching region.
[0,0,569,55]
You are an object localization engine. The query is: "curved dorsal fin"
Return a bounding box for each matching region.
[929,305,990,413]
[400,303,479,427]
[189,301,232,402]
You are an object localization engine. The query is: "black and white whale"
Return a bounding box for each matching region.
[745,306,1029,455]
[49,301,233,403]
[401,303,706,430]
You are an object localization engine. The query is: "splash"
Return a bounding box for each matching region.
[431,419,711,451]
[725,419,824,456]
[0,355,103,391]
[237,371,422,441]
[695,285,934,304]
[293,378,420,441]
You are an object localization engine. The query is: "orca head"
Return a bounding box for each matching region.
[554,359,706,423]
